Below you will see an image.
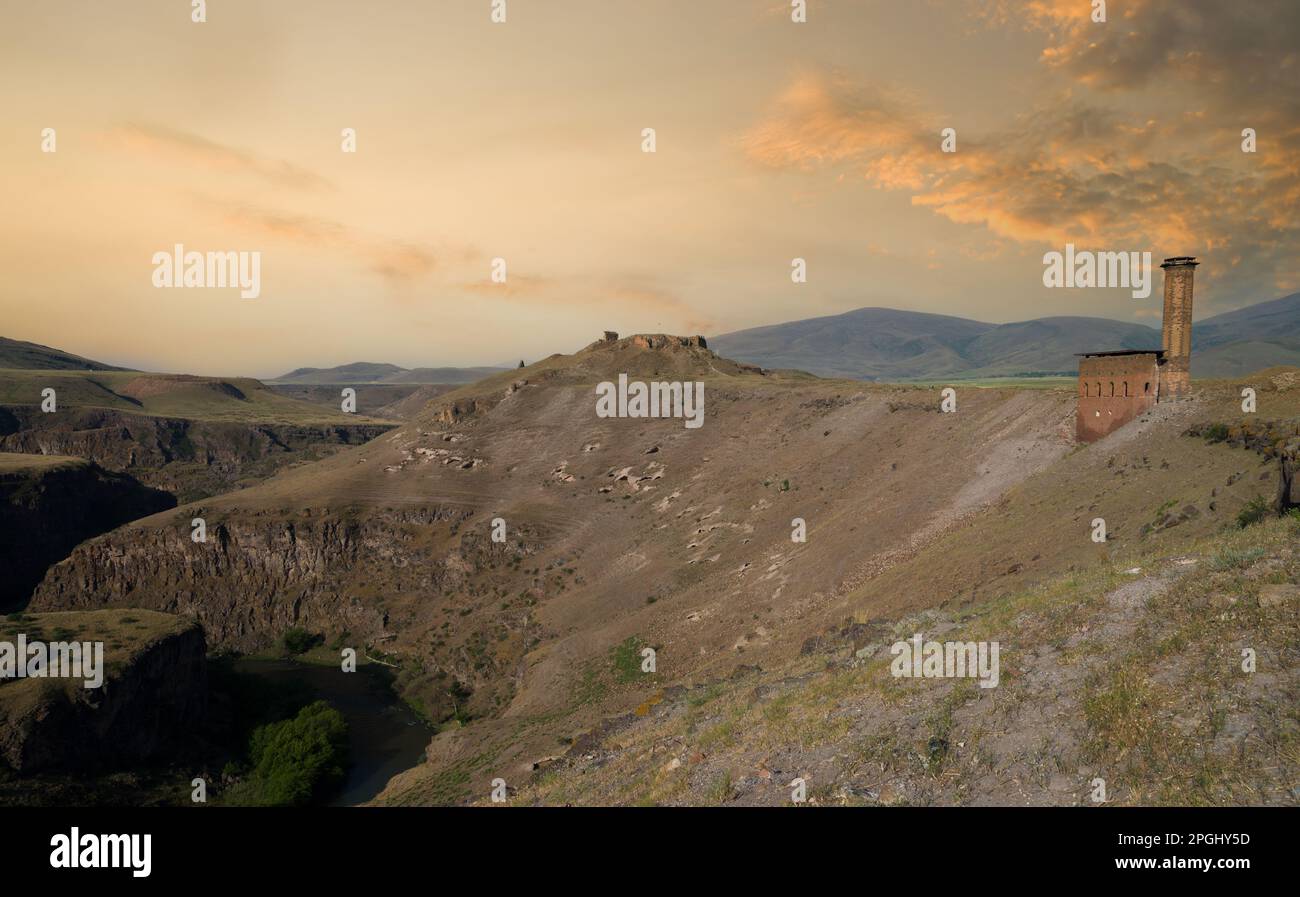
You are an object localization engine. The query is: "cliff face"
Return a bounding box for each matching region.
[0,406,393,502]
[30,504,543,722]
[1279,439,1300,510]
[0,611,207,773]
[0,458,175,609]
[1183,419,1300,511]
[31,506,496,650]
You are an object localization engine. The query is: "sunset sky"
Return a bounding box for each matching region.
[2,0,1297,376]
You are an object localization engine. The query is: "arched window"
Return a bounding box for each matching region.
[1083,382,1090,397]
[1095,381,1102,397]
[1108,381,1115,397]
[1144,382,1150,395]
[1123,381,1130,397]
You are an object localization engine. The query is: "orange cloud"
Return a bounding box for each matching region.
[105,123,333,191]
[459,274,715,334]
[738,73,920,170]
[741,5,1300,307]
[222,205,438,284]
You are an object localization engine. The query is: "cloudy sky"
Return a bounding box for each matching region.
[2,0,1296,376]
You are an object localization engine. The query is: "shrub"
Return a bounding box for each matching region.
[281,627,320,655]
[1236,495,1273,529]
[1202,423,1230,443]
[226,701,348,806]
[1209,546,1266,571]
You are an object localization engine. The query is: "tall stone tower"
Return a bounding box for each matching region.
[1159,256,1198,399]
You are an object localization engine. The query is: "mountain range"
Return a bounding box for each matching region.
[7,290,1299,386]
[269,362,511,385]
[709,292,1300,380]
[0,337,131,372]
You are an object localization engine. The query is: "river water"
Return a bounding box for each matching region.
[233,659,432,806]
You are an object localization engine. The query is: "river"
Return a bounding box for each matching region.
[233,658,432,806]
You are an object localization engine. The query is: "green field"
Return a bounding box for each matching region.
[906,376,1076,390]
[0,453,89,473]
[0,369,394,424]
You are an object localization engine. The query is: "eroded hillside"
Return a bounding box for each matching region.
[0,371,395,502]
[28,339,1300,805]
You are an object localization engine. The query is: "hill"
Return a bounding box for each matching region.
[710,293,1300,380]
[0,369,391,424]
[0,337,131,372]
[271,362,510,385]
[1193,293,1300,377]
[28,333,1299,806]
[272,362,407,384]
[0,353,399,507]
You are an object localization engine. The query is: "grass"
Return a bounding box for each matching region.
[1082,667,1161,764]
[0,368,392,424]
[704,771,734,803]
[1075,514,1300,804]
[907,377,1075,390]
[0,610,194,714]
[0,453,88,473]
[511,511,1300,807]
[610,636,648,683]
[1208,546,1267,571]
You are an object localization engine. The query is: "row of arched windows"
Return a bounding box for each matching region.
[1082,380,1152,398]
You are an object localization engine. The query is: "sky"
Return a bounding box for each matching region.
[2,0,1297,377]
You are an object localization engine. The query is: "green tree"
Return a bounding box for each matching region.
[228,701,348,806]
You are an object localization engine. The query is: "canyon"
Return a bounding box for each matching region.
[22,336,1298,804]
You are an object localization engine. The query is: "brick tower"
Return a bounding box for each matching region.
[1158,256,1198,399]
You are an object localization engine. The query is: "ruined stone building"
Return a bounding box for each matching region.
[1076,256,1198,442]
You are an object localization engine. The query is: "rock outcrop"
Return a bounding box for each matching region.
[1279,438,1300,511]
[0,406,393,502]
[0,457,175,609]
[28,506,512,651]
[0,610,206,773]
[1184,419,1300,512]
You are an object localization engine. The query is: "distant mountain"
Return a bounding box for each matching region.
[710,294,1300,380]
[271,362,407,384]
[1192,292,1300,378]
[710,308,1158,380]
[0,337,131,372]
[708,308,993,380]
[386,367,513,384]
[270,362,509,385]
[959,316,1162,375]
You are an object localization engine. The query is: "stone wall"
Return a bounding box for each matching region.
[1076,353,1161,442]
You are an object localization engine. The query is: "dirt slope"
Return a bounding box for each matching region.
[27,341,1299,805]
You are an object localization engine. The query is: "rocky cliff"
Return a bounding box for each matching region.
[0,406,393,502]
[1280,441,1300,510]
[0,456,175,609]
[29,502,544,722]
[0,610,206,773]
[1183,418,1300,511]
[32,506,517,632]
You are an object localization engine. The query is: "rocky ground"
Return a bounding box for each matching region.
[508,514,1297,806]
[21,337,1300,805]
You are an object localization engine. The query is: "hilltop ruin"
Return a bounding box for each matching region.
[1076,257,1198,442]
